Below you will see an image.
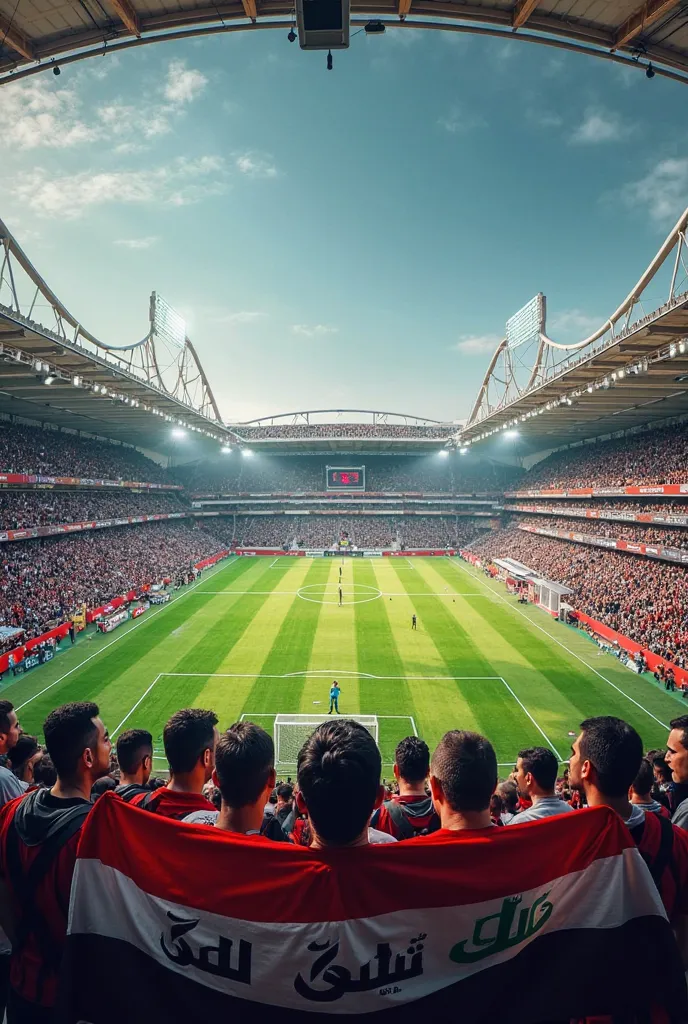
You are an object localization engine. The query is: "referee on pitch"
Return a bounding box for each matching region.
[328,681,341,714]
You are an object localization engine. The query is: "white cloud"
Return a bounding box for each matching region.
[291,324,338,338]
[548,309,602,338]
[526,108,563,129]
[0,78,96,150]
[163,59,208,104]
[570,107,631,144]
[619,158,688,227]
[453,334,502,354]
[438,104,486,134]
[234,153,279,179]
[114,237,158,249]
[12,156,226,219]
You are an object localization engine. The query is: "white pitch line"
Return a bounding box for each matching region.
[449,558,670,731]
[163,672,503,680]
[410,715,418,737]
[193,590,489,597]
[14,556,239,712]
[111,674,162,739]
[500,677,563,761]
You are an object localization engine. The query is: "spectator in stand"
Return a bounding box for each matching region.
[0,702,111,1023]
[569,716,688,951]
[370,737,439,839]
[497,779,520,824]
[114,729,153,802]
[183,721,277,835]
[274,782,294,827]
[130,709,217,820]
[630,757,670,817]
[295,720,385,848]
[665,716,688,829]
[0,702,25,805]
[31,756,56,790]
[426,730,498,835]
[508,747,574,823]
[8,735,41,787]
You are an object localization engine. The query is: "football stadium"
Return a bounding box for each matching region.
[3,4,688,1019]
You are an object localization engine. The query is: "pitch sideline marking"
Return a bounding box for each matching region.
[449,558,670,731]
[111,674,163,739]
[193,590,490,597]
[499,677,562,760]
[160,671,504,680]
[14,556,239,713]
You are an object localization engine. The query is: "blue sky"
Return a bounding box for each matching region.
[1,30,687,424]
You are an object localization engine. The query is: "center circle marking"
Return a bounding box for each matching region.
[297,583,382,606]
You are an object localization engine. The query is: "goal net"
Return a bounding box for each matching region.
[274,714,379,767]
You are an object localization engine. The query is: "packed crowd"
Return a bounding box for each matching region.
[524,422,688,489]
[233,515,484,550]
[0,702,686,1020]
[0,489,187,531]
[513,514,688,550]
[468,528,688,665]
[0,421,171,482]
[0,520,232,638]
[184,456,520,496]
[230,423,454,440]
[506,501,688,518]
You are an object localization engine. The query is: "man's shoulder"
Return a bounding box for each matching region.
[672,796,688,828]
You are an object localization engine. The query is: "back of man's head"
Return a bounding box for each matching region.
[430,731,497,813]
[163,709,218,776]
[394,736,430,784]
[518,747,558,793]
[297,720,382,845]
[497,779,519,814]
[43,702,103,783]
[214,722,275,807]
[277,782,293,804]
[631,757,655,799]
[116,728,153,781]
[578,717,643,797]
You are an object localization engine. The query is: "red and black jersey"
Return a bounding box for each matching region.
[0,788,92,1008]
[629,809,688,921]
[370,795,439,840]
[130,786,214,821]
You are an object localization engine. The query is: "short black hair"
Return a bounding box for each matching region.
[116,729,153,775]
[579,717,643,797]
[91,776,117,800]
[43,702,100,780]
[9,733,38,777]
[670,715,688,752]
[431,731,497,812]
[214,722,274,807]
[32,751,56,788]
[163,709,218,774]
[277,782,293,801]
[297,720,381,844]
[497,779,519,813]
[0,700,14,734]
[632,757,655,798]
[518,747,558,791]
[395,736,430,783]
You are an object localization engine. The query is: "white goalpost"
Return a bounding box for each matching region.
[273,714,379,766]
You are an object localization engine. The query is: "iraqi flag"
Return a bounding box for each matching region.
[60,794,687,1022]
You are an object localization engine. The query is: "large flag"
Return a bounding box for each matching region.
[59,795,686,1022]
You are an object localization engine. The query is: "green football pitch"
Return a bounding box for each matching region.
[3,555,682,776]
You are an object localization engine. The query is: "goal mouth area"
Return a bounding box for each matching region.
[273,714,379,767]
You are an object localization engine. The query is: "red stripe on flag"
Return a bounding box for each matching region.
[77,796,632,923]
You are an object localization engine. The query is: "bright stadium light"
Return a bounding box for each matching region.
[221,446,232,454]
[43,375,55,386]
[171,428,186,439]
[505,430,519,439]
[438,450,449,458]
[242,449,254,458]
[459,447,468,454]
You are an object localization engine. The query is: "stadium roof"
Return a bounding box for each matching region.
[2,0,688,85]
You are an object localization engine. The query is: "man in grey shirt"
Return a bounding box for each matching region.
[665,715,688,829]
[507,746,574,824]
[0,700,26,806]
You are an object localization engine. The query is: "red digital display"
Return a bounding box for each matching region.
[327,467,365,491]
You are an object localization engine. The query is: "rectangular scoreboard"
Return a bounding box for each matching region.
[326,466,365,492]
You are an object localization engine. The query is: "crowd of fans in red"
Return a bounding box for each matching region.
[523,422,688,489]
[0,702,685,1021]
[0,520,233,639]
[0,489,187,531]
[234,515,483,550]
[512,514,688,550]
[468,528,688,667]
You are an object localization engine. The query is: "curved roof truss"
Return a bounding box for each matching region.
[2,0,688,86]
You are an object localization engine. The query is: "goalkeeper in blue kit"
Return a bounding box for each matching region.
[328,681,341,714]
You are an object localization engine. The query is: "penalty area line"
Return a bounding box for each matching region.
[111,674,163,739]
[14,555,238,713]
[448,559,670,732]
[500,677,562,761]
